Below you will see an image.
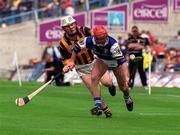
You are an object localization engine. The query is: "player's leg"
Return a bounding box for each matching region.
[45,72,52,83]
[91,59,108,114]
[54,72,61,86]
[138,59,148,89]
[81,74,112,117]
[128,60,137,89]
[100,70,116,96]
[113,62,133,111]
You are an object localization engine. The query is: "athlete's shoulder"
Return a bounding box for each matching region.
[108,36,118,44]
[86,36,94,43]
[59,36,67,46]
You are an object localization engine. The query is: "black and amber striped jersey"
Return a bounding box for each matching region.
[58,26,94,65]
[126,35,150,56]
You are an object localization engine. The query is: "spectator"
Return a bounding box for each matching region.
[29,42,63,82]
[42,41,61,61]
[153,39,167,72]
[126,25,149,90]
[42,41,70,86]
[19,0,33,12]
[0,0,6,10]
[153,39,166,59]
[164,48,180,72]
[10,0,22,23]
[146,31,155,46]
[41,0,60,17]
[43,53,67,86]
[60,0,74,16]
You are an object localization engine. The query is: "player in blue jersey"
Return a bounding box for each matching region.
[68,26,133,115]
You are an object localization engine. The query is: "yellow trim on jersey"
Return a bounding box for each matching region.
[61,37,72,54]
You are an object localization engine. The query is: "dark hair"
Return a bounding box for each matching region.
[132,25,138,29]
[118,36,122,40]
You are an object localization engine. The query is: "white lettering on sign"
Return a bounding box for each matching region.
[134,4,168,19]
[95,16,108,21]
[45,29,63,39]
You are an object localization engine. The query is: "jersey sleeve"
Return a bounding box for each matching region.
[110,43,126,65]
[73,36,93,53]
[73,37,87,54]
[58,42,69,59]
[84,36,94,49]
[110,43,124,59]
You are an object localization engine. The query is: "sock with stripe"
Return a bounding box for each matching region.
[94,97,102,108]
[102,106,111,114]
[102,106,112,118]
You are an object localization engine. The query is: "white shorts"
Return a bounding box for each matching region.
[100,59,118,68]
[75,61,94,76]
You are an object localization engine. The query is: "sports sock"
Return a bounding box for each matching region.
[102,106,111,114]
[94,97,102,108]
[123,91,129,97]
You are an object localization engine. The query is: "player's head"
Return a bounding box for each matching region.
[60,15,77,35]
[93,26,108,46]
[131,25,139,36]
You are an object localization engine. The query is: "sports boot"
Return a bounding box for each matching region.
[108,85,116,96]
[90,106,102,116]
[123,95,133,112]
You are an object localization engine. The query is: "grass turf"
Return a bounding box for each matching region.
[0,80,180,135]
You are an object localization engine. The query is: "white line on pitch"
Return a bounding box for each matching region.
[137,93,180,98]
[139,113,180,116]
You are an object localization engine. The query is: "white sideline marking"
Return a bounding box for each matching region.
[139,113,180,116]
[137,93,180,98]
[166,94,180,98]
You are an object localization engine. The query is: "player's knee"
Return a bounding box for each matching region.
[91,75,100,85]
[101,80,111,87]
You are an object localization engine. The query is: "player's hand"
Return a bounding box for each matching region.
[63,65,70,73]
[63,61,75,73]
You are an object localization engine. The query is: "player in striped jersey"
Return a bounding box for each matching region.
[58,15,115,118]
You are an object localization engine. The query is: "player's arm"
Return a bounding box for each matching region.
[111,43,125,60]
[58,42,72,65]
[43,63,55,72]
[63,40,87,72]
[128,43,145,50]
[126,38,145,50]
[43,67,55,72]
[73,36,93,53]
[63,52,76,73]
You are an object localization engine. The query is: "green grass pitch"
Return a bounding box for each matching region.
[0,80,180,135]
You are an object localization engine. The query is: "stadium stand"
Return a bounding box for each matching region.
[0,0,179,87]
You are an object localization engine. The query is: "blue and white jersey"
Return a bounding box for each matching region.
[74,36,126,67]
[85,36,124,59]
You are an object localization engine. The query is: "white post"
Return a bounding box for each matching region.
[85,0,90,11]
[148,48,151,95]
[14,51,22,86]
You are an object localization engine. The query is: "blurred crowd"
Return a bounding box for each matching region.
[134,30,180,73]
[29,41,71,86]
[0,0,33,17]
[0,0,129,26]
[117,29,180,73]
